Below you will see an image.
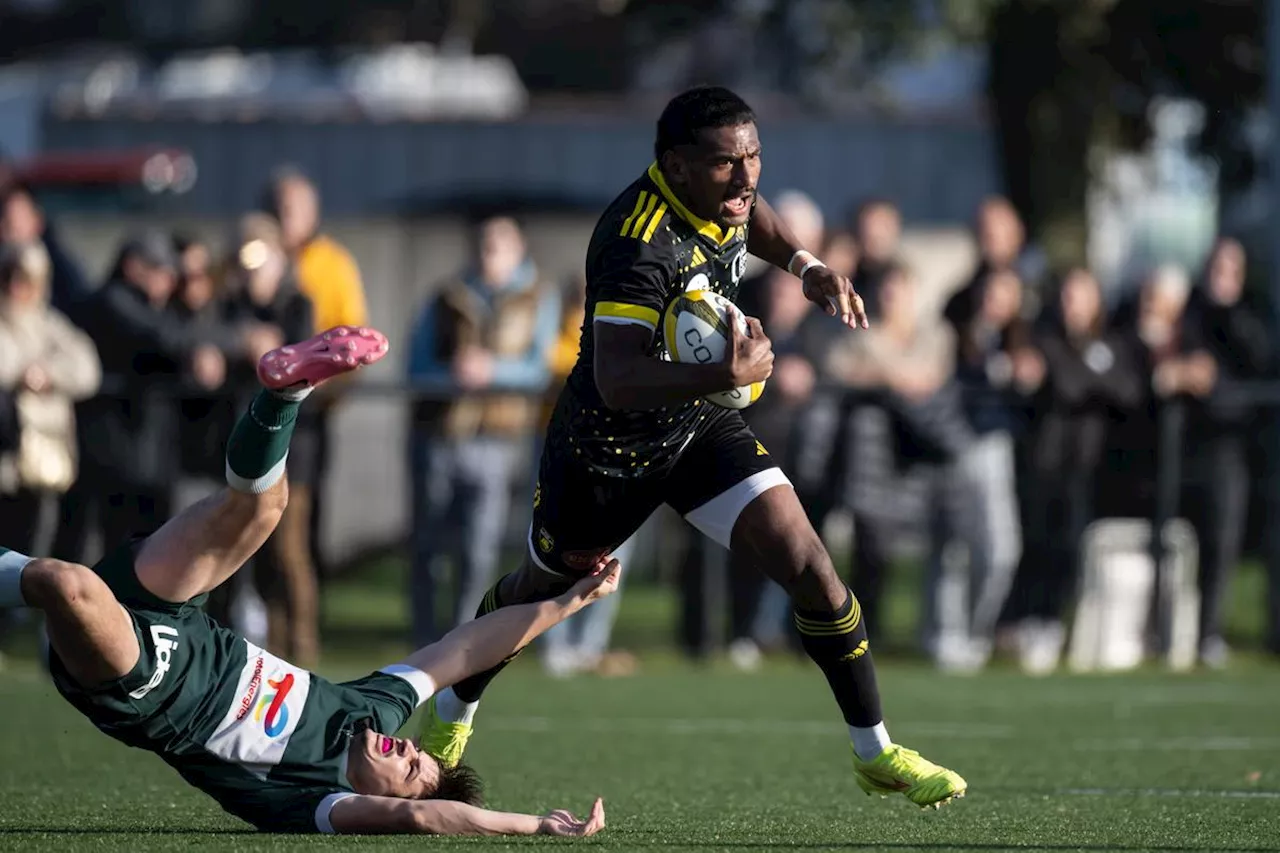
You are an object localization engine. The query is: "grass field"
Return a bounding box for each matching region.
[2,557,1279,852]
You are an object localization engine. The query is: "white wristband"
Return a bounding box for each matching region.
[788,249,826,279]
[787,249,812,276]
[799,258,827,279]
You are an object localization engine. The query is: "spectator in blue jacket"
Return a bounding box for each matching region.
[406,215,560,645]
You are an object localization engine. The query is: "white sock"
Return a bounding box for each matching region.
[271,385,313,402]
[850,722,892,761]
[0,549,33,608]
[434,687,479,725]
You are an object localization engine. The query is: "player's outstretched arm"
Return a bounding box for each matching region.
[747,193,868,329]
[328,794,606,836]
[400,561,621,692]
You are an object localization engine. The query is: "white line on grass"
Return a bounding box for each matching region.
[483,716,1280,752]
[1058,788,1280,799]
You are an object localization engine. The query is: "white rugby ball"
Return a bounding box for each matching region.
[663,290,766,410]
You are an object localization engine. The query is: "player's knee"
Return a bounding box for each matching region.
[228,478,289,527]
[21,559,101,610]
[777,532,841,609]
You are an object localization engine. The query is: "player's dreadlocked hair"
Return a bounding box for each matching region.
[421,761,485,808]
[654,86,756,160]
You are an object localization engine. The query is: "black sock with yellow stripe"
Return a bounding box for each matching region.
[794,587,884,727]
[451,574,524,703]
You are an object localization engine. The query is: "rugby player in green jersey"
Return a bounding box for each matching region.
[0,325,611,837]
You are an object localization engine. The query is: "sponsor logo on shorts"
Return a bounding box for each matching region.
[128,625,180,700]
[533,482,542,509]
[562,548,610,572]
[755,440,768,456]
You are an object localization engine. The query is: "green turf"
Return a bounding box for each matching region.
[3,657,1280,852]
[2,553,1279,851]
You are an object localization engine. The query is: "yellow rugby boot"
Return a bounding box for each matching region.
[416,695,473,769]
[852,744,967,809]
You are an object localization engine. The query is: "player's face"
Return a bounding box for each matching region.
[668,123,761,227]
[346,728,441,799]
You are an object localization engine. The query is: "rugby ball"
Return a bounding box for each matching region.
[663,290,766,410]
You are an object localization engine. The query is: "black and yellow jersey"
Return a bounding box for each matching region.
[551,162,753,478]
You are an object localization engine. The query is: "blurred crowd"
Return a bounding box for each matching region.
[1,168,1277,677]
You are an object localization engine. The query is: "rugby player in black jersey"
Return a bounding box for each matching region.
[420,86,966,809]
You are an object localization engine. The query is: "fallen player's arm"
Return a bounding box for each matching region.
[402,562,620,692]
[328,794,605,836]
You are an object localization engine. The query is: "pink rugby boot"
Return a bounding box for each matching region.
[257,325,390,391]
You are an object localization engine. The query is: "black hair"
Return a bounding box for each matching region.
[654,86,756,161]
[422,761,485,808]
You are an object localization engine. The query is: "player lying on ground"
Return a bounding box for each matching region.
[0,326,610,837]
[419,86,967,809]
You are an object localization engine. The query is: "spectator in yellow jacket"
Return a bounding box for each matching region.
[264,167,370,583]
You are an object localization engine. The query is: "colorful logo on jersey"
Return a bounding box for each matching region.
[533,482,542,509]
[253,673,295,738]
[536,527,555,555]
[755,441,769,457]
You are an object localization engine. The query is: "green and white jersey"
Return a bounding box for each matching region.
[166,642,421,833]
[49,542,424,834]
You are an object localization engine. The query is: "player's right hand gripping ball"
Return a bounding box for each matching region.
[663,290,765,410]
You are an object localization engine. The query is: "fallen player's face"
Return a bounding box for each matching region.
[674,123,761,228]
[346,726,441,799]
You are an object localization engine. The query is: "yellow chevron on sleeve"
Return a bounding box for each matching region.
[640,202,668,243]
[619,192,650,238]
[627,193,658,239]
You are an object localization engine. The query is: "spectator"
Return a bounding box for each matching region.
[945,268,1038,666]
[264,167,369,579]
[0,242,100,553]
[0,183,94,321]
[406,215,560,645]
[849,198,901,322]
[1181,238,1271,667]
[1104,264,1211,519]
[1014,267,1144,674]
[820,263,988,670]
[945,196,1046,332]
[220,213,318,664]
[171,233,235,484]
[821,228,859,280]
[55,231,273,563]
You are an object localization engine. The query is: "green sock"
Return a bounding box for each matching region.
[225,390,305,494]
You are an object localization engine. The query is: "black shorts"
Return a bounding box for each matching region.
[529,412,790,575]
